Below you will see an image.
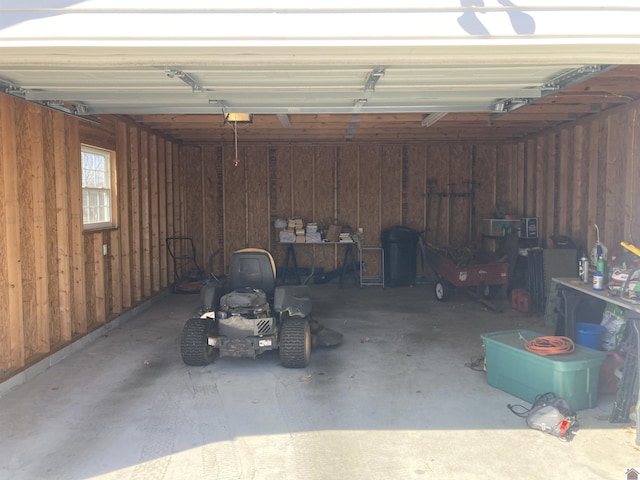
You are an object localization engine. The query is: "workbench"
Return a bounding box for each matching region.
[279,240,384,288]
[278,242,359,287]
[546,277,640,445]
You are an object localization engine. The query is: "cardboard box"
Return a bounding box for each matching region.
[326,224,341,243]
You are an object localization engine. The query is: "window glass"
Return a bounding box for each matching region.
[81,145,114,229]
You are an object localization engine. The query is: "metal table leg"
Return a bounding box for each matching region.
[339,243,358,288]
[557,286,584,340]
[280,244,301,285]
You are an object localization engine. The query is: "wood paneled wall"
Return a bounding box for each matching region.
[183,142,513,273]
[182,102,640,277]
[2,91,639,382]
[0,95,184,379]
[505,102,640,255]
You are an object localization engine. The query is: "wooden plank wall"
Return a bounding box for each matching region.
[502,102,640,255]
[0,95,184,380]
[2,92,639,382]
[186,141,507,275]
[183,101,640,279]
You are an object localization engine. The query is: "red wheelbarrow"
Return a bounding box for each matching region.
[424,246,509,302]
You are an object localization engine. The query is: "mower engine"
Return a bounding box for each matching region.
[210,287,278,358]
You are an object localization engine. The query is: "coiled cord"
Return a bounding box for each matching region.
[523,335,575,356]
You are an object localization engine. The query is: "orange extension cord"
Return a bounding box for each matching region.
[524,336,575,356]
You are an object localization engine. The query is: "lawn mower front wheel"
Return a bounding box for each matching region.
[180,317,217,366]
[279,317,311,368]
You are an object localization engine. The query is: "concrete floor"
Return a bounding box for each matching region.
[0,283,637,480]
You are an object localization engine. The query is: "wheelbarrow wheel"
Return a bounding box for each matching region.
[434,280,452,302]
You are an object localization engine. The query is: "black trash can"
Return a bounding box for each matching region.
[381,226,420,287]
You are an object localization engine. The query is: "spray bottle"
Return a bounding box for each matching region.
[579,256,589,283]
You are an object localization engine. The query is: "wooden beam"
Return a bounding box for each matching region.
[140,130,152,298]
[112,120,129,312]
[165,143,175,282]
[605,110,628,252]
[158,139,168,289]
[380,145,403,232]
[129,127,143,303]
[15,101,47,358]
[246,146,270,248]
[544,133,556,241]
[66,116,86,337]
[0,95,24,370]
[94,234,106,326]
[534,136,546,237]
[555,128,573,236]
[149,134,160,293]
[28,102,51,355]
[48,110,71,345]
[84,235,96,330]
[571,125,588,243]
[405,145,427,233]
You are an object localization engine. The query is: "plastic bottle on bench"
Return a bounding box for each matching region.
[596,256,605,274]
[593,270,604,291]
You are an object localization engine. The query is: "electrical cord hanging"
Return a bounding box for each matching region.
[522,335,575,356]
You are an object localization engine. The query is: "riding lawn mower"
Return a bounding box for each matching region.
[180,248,316,368]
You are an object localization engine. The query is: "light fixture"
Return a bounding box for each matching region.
[421,112,448,127]
[222,112,253,168]
[224,112,253,123]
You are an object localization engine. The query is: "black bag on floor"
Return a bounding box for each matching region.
[508,392,578,441]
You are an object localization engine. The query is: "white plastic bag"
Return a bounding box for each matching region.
[600,303,625,351]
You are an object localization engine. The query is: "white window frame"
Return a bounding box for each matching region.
[81,144,116,231]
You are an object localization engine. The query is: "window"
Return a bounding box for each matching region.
[81,145,115,230]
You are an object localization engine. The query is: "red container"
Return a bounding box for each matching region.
[511,288,529,313]
[599,351,624,395]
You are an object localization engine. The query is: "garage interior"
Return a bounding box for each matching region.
[1,3,640,478]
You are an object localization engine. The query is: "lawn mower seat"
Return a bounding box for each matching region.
[228,248,277,300]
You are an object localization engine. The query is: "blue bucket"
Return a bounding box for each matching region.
[575,322,605,350]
